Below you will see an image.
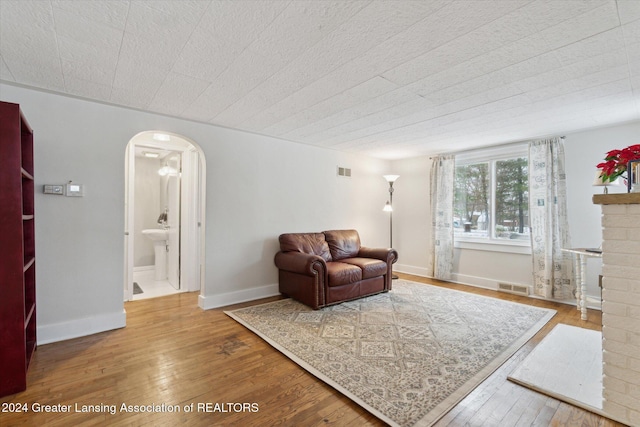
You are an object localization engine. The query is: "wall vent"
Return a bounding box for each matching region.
[497,282,529,296]
[337,166,351,177]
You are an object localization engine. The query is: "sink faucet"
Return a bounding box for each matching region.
[157,208,168,228]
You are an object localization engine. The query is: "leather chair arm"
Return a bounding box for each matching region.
[274,252,327,276]
[358,247,398,264]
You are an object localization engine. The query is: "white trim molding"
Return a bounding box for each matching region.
[199,283,280,310]
[37,310,126,345]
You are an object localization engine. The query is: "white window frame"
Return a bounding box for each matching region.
[454,143,531,254]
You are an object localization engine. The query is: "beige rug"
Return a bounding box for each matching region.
[226,280,556,426]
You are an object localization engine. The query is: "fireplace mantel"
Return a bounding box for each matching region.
[593,192,640,205]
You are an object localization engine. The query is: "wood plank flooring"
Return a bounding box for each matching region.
[1,274,626,426]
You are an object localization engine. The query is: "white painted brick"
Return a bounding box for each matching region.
[602,289,640,307]
[604,364,637,384]
[604,388,639,410]
[604,374,628,393]
[599,201,640,422]
[603,253,640,268]
[602,214,640,229]
[601,277,630,292]
[604,337,640,356]
[603,399,630,422]
[603,325,628,342]
[602,205,629,215]
[629,228,640,241]
[605,313,640,333]
[603,227,631,240]
[602,239,640,254]
[602,278,640,294]
[629,331,640,347]
[604,349,629,368]
[602,300,630,316]
[630,383,640,401]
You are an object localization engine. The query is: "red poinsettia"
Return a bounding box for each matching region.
[597,144,640,182]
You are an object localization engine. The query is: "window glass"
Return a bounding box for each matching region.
[454,154,529,244]
[495,158,529,241]
[454,163,489,238]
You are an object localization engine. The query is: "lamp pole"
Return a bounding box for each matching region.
[383,175,399,279]
[388,182,394,247]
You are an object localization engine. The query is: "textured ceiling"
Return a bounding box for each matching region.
[1,0,639,159]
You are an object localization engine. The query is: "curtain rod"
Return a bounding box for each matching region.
[429,136,565,159]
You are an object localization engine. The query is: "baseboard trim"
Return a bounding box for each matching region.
[394,264,431,278]
[37,309,127,345]
[396,265,602,311]
[199,283,280,310]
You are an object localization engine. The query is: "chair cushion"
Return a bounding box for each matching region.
[326,262,362,287]
[324,229,361,260]
[341,257,387,279]
[279,233,332,261]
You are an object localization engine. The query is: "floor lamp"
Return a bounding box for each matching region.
[383,174,399,279]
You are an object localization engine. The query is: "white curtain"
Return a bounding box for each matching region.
[529,137,573,299]
[428,155,455,280]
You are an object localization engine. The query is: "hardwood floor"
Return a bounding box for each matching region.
[1,274,626,426]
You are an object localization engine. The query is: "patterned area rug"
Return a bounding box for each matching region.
[225,280,556,426]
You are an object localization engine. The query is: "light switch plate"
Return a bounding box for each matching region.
[43,185,64,195]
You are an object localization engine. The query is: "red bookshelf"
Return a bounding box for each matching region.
[0,101,36,397]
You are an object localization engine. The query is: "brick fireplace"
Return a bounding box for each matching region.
[593,193,640,426]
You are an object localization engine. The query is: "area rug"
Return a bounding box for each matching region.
[225,280,556,426]
[508,324,604,414]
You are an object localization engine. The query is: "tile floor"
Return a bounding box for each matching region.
[132,269,182,300]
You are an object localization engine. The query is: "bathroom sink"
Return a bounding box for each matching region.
[142,229,169,241]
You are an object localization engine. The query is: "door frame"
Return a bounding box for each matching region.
[124,131,206,302]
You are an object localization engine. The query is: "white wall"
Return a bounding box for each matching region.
[391,120,640,306]
[133,156,161,267]
[0,84,390,344]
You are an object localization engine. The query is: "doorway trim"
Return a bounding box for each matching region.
[124,131,206,303]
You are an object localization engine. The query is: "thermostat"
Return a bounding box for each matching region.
[65,183,84,197]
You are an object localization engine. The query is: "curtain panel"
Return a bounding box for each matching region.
[528,137,573,299]
[428,155,455,280]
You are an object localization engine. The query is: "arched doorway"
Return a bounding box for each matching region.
[123,131,206,301]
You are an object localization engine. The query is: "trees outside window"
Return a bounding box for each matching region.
[454,156,529,243]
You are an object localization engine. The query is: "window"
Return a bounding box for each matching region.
[454,145,529,246]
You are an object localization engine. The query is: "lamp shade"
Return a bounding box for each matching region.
[383,174,399,183]
[383,201,393,212]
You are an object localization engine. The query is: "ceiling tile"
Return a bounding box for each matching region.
[257,76,399,135]
[617,0,640,24]
[148,72,210,116]
[1,0,638,159]
[0,50,65,90]
[0,0,58,57]
[539,2,620,51]
[52,0,129,30]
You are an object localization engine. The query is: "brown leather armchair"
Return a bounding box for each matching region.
[274,230,398,309]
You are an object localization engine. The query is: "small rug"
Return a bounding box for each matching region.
[508,324,604,414]
[133,282,143,295]
[226,280,556,426]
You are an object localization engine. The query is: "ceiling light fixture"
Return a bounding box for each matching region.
[143,151,160,158]
[153,133,171,142]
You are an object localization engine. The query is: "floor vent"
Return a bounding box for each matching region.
[497,282,529,296]
[337,166,351,177]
